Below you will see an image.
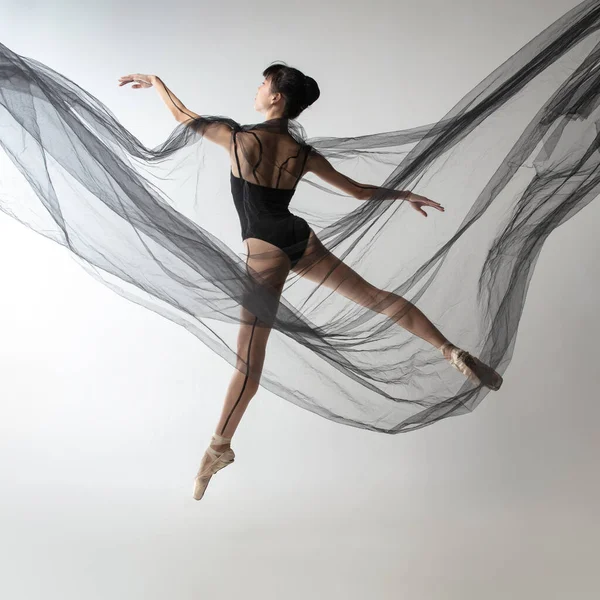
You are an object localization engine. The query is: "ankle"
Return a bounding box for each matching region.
[210,442,231,452]
[439,341,456,360]
[211,432,232,447]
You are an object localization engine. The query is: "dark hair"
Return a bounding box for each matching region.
[262,62,320,120]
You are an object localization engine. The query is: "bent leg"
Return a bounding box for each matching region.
[213,238,290,441]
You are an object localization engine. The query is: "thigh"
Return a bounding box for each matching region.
[243,237,291,290]
[237,237,290,340]
[290,229,375,298]
[234,238,291,380]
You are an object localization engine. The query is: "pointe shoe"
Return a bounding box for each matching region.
[193,432,235,501]
[440,342,503,391]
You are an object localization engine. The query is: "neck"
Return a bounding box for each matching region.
[264,109,286,122]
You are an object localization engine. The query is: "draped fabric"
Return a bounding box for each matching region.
[1,0,599,434]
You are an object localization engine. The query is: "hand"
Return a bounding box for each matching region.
[404,191,445,217]
[118,73,155,89]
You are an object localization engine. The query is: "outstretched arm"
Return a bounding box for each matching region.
[306,149,382,200]
[306,150,444,216]
[150,75,199,122]
[151,76,232,150]
[117,73,232,150]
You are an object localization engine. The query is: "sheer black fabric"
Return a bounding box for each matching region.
[1,0,599,434]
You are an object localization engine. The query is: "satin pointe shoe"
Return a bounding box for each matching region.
[193,432,235,501]
[440,342,503,391]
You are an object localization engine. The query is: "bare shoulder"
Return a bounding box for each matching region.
[302,146,366,200]
[304,146,329,174]
[177,111,238,152]
[192,120,234,151]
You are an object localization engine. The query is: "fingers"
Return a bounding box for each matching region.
[411,204,427,217]
[118,74,149,87]
[411,193,444,210]
[412,202,444,217]
[424,197,443,208]
[417,200,444,212]
[425,198,444,212]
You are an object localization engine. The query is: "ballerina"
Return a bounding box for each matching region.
[2,1,597,502]
[119,65,503,501]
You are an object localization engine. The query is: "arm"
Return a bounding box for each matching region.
[306,149,410,201]
[306,149,445,216]
[118,72,233,150]
[150,75,232,151]
[149,75,195,121]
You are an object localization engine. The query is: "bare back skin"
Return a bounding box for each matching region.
[229,128,310,189]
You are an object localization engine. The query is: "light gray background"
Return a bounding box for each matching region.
[1,1,598,598]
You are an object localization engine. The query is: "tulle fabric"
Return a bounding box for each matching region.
[1,0,599,433]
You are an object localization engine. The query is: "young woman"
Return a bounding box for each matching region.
[119,64,503,501]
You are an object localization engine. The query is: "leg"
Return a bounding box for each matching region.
[291,230,503,390]
[213,237,291,445]
[291,230,453,355]
[194,238,291,500]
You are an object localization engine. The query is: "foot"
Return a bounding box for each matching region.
[439,342,503,391]
[193,432,235,501]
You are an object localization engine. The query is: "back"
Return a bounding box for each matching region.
[229,118,311,190]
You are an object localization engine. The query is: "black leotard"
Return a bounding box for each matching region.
[230,130,311,268]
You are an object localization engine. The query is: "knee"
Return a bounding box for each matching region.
[361,285,394,310]
[340,278,379,308]
[235,345,266,380]
[368,288,411,315]
[233,358,263,391]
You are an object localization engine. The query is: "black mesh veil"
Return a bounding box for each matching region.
[1,0,599,434]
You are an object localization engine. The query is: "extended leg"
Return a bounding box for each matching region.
[292,231,453,355]
[291,231,502,389]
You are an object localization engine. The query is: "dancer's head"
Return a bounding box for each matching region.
[254,63,320,120]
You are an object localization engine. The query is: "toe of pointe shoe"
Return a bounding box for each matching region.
[192,448,235,501]
[471,356,503,391]
[193,476,211,501]
[489,373,503,391]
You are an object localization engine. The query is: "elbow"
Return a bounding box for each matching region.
[173,107,195,123]
[355,188,369,201]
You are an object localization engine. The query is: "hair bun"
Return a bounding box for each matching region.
[303,75,320,108]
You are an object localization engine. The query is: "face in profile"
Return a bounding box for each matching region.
[254,76,271,114]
